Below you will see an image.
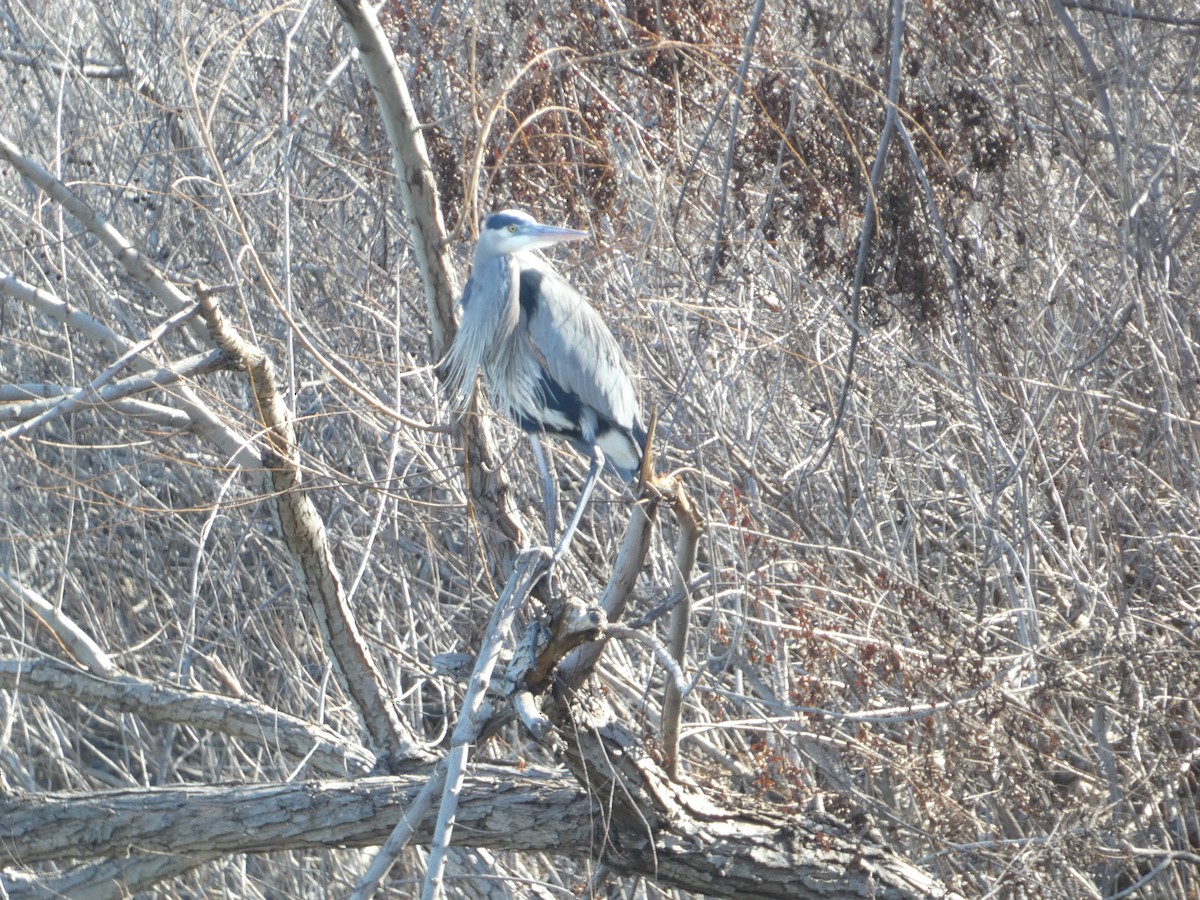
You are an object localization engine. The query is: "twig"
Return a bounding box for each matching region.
[1048,0,1126,180]
[0,135,260,467]
[894,118,1040,665]
[0,134,194,317]
[349,773,439,900]
[21,852,222,899]
[660,481,705,781]
[0,350,226,425]
[0,395,191,430]
[529,435,559,543]
[623,573,713,630]
[607,626,687,696]
[0,46,133,78]
[0,271,147,356]
[704,0,768,287]
[802,0,907,479]
[1061,1,1200,30]
[0,304,202,444]
[177,55,446,438]
[1103,854,1179,900]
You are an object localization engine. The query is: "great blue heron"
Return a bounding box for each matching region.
[444,209,645,557]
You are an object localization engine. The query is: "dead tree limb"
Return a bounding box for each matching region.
[0,134,259,467]
[1,766,960,900]
[0,769,588,867]
[661,481,705,780]
[0,580,115,676]
[550,695,962,900]
[196,289,427,771]
[352,549,551,899]
[0,658,375,777]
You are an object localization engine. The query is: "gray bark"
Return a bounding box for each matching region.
[1,764,957,900]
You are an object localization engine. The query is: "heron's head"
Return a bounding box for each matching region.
[474,209,588,262]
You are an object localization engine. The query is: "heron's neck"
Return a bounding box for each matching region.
[474,253,521,335]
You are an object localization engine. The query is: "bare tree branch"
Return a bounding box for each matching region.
[330,0,457,357]
[6,853,223,900]
[0,350,229,426]
[0,303,202,444]
[0,769,588,867]
[550,695,962,900]
[0,658,375,777]
[1,765,958,899]
[661,482,704,781]
[0,577,114,675]
[802,0,907,479]
[331,0,524,574]
[559,497,659,687]
[195,289,428,770]
[0,233,256,466]
[353,548,550,898]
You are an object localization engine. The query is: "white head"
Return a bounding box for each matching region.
[473,209,588,264]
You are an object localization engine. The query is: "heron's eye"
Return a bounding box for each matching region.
[508,225,518,234]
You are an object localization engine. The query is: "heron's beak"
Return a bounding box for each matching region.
[526,224,589,248]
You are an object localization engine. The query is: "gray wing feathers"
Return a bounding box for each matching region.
[524,267,639,431]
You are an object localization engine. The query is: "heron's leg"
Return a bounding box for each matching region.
[529,435,558,543]
[552,444,605,564]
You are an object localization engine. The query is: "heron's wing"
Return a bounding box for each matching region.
[520,265,640,434]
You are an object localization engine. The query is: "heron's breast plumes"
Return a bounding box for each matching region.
[443,254,521,404]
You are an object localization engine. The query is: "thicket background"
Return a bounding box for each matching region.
[2,0,1198,897]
